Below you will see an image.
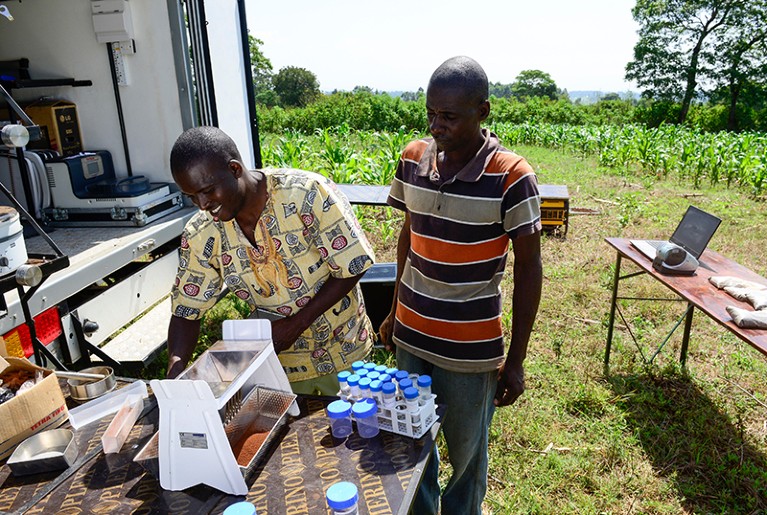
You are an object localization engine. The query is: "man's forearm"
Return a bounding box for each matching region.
[166,315,202,378]
[506,242,543,366]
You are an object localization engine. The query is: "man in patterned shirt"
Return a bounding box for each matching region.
[379,56,543,514]
[166,126,376,395]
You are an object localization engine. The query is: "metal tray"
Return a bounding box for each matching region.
[134,386,295,479]
[8,428,78,476]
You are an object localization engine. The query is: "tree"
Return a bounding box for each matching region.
[626,0,745,124]
[705,0,767,130]
[272,66,320,107]
[248,34,278,106]
[510,70,559,100]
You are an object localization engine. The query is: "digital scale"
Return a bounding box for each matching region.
[41,150,183,227]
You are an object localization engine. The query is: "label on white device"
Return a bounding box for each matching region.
[179,432,208,449]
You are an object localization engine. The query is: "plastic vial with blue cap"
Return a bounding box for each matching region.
[326,481,359,515]
[417,374,432,401]
[403,386,421,425]
[347,374,361,400]
[352,398,379,438]
[356,368,369,378]
[337,370,352,396]
[378,373,391,384]
[394,370,409,385]
[382,381,396,407]
[367,370,380,381]
[369,379,383,404]
[374,364,387,374]
[223,501,257,515]
[363,362,377,372]
[397,377,413,398]
[326,399,353,438]
[358,377,372,398]
[385,367,399,377]
[351,361,365,372]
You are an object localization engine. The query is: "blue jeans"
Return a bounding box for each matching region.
[396,347,497,515]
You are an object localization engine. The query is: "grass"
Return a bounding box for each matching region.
[149,137,767,513]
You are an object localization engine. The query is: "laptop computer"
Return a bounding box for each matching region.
[630,205,722,261]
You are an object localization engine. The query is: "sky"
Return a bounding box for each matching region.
[245,0,641,94]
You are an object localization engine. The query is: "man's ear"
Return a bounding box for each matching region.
[478,100,490,122]
[228,159,244,177]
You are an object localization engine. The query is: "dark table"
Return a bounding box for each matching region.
[0,389,440,515]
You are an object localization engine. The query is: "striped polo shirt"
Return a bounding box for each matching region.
[387,130,541,373]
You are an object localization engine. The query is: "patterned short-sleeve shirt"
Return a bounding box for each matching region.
[171,169,376,382]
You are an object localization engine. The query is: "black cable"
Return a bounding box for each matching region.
[106,43,133,177]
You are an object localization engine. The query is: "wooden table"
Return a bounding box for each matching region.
[604,238,767,372]
[0,390,441,515]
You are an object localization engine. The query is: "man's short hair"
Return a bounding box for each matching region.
[428,56,489,105]
[170,126,242,176]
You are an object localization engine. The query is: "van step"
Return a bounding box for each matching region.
[93,297,171,369]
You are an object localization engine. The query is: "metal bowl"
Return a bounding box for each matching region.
[7,428,78,476]
[67,366,116,402]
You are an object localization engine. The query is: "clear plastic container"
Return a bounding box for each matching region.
[347,374,361,400]
[101,394,144,454]
[369,380,383,404]
[327,399,353,438]
[403,386,421,424]
[382,381,396,407]
[358,377,372,398]
[352,398,379,438]
[337,371,352,395]
[223,501,257,515]
[326,481,359,515]
[417,375,432,401]
[68,379,148,430]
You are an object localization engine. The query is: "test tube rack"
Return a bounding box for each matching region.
[337,391,438,439]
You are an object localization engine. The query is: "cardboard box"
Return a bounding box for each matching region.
[24,100,83,157]
[0,356,69,460]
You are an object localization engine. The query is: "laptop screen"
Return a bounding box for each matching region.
[669,205,722,258]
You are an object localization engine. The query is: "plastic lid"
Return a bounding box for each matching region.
[358,377,372,389]
[367,371,380,381]
[403,386,419,400]
[398,378,413,390]
[327,400,352,419]
[382,382,396,394]
[352,361,365,371]
[357,369,369,378]
[378,374,391,383]
[394,370,409,381]
[370,380,383,392]
[385,367,399,376]
[223,501,257,515]
[347,374,360,387]
[363,362,377,371]
[352,398,378,418]
[326,481,359,510]
[374,365,387,373]
[337,371,352,383]
[417,375,432,388]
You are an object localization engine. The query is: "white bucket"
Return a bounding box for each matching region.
[0,206,28,275]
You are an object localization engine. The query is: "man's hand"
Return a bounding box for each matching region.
[494,361,525,407]
[378,313,396,352]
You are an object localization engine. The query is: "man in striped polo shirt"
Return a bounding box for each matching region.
[380,56,542,515]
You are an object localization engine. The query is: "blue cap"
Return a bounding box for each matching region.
[352,397,377,418]
[382,382,396,394]
[352,361,365,371]
[363,362,377,371]
[403,386,419,400]
[326,481,359,511]
[337,371,351,383]
[378,373,391,383]
[417,375,432,388]
[367,371,380,381]
[385,367,399,376]
[356,369,369,378]
[358,377,372,390]
[223,501,257,515]
[347,374,360,387]
[327,400,352,419]
[374,365,387,373]
[370,380,383,392]
[398,378,413,390]
[394,370,409,381]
